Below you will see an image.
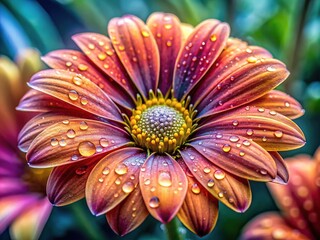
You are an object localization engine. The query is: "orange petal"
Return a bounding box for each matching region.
[42,49,134,109]
[106,186,148,236]
[177,161,219,237]
[47,155,101,206]
[86,148,146,215]
[180,147,251,212]
[197,105,305,151]
[72,33,139,105]
[10,198,52,240]
[18,111,95,152]
[249,90,305,119]
[189,134,277,181]
[27,119,131,167]
[173,19,230,100]
[139,154,188,223]
[108,15,160,98]
[28,69,122,122]
[268,157,320,238]
[147,13,182,95]
[269,152,289,184]
[241,212,309,240]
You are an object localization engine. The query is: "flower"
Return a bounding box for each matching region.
[0,50,52,239]
[241,148,320,240]
[17,12,305,236]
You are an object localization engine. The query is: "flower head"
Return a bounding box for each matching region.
[18,13,305,236]
[241,148,320,240]
[0,50,52,239]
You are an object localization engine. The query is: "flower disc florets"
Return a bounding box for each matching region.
[129,91,194,153]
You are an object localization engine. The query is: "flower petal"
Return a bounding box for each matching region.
[27,119,131,167]
[10,198,52,240]
[47,155,101,206]
[180,23,194,43]
[0,195,38,233]
[180,147,251,212]
[147,13,182,95]
[197,106,305,151]
[28,69,122,122]
[139,154,188,223]
[72,33,139,105]
[177,161,219,237]
[241,212,309,240]
[269,152,289,184]
[86,148,146,215]
[0,178,27,197]
[268,157,320,238]
[249,90,305,119]
[189,134,277,181]
[18,111,95,152]
[108,15,160,98]
[106,186,148,236]
[173,19,230,100]
[42,49,134,109]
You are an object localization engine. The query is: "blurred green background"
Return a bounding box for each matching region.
[0,0,319,239]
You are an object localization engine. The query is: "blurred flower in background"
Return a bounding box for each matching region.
[0,50,52,239]
[241,148,320,240]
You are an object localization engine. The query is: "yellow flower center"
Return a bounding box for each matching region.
[129,91,194,153]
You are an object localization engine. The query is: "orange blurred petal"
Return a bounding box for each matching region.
[180,147,251,212]
[108,15,160,98]
[197,105,305,151]
[27,119,131,167]
[173,19,230,100]
[147,13,182,95]
[10,198,52,240]
[177,161,219,236]
[28,69,122,122]
[139,154,187,223]
[106,186,148,236]
[86,148,146,215]
[189,134,277,181]
[42,49,134,109]
[249,90,305,119]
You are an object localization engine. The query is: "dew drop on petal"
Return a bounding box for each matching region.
[191,183,201,194]
[141,30,150,37]
[144,179,150,185]
[158,171,172,187]
[269,110,277,116]
[115,164,128,175]
[50,138,59,146]
[239,151,245,157]
[164,24,172,29]
[71,154,79,161]
[247,56,257,63]
[203,167,211,174]
[260,169,267,175]
[243,140,251,146]
[258,107,265,113]
[214,170,225,180]
[59,139,67,147]
[73,76,83,86]
[115,178,121,185]
[267,66,276,72]
[78,141,96,157]
[65,61,72,67]
[80,97,88,105]
[222,144,231,153]
[285,102,290,107]
[210,34,217,42]
[78,64,88,71]
[122,182,134,193]
[102,167,110,175]
[96,145,103,153]
[262,136,267,142]
[88,43,95,50]
[149,196,160,208]
[79,121,88,130]
[218,192,224,198]
[67,129,76,138]
[272,229,287,239]
[207,179,215,187]
[232,120,239,126]
[68,90,79,101]
[166,40,172,47]
[229,136,240,143]
[100,138,109,147]
[274,130,283,138]
[62,120,69,125]
[98,178,104,183]
[246,129,254,136]
[216,133,223,139]
[98,53,107,61]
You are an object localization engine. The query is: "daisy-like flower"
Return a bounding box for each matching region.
[0,50,52,239]
[17,13,305,236]
[241,148,320,240]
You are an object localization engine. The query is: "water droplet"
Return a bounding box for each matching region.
[232,120,239,126]
[158,171,172,187]
[122,182,134,193]
[274,130,283,138]
[96,145,103,152]
[59,139,67,147]
[269,110,277,116]
[68,90,79,101]
[247,56,257,63]
[73,76,83,86]
[243,140,251,146]
[267,66,276,72]
[149,196,160,208]
[115,178,121,185]
[260,169,267,175]
[216,133,223,139]
[258,107,265,113]
[144,179,150,185]
[88,43,95,50]
[262,136,267,142]
[118,45,125,51]
[98,178,104,183]
[78,64,88,71]
[191,183,201,194]
[245,106,250,111]
[100,138,109,147]
[67,129,76,138]
[62,120,69,125]
[71,154,79,161]
[229,136,240,143]
[218,192,224,198]
[246,129,254,136]
[78,141,96,157]
[79,121,88,130]
[284,102,290,107]
[272,229,286,239]
[203,167,211,173]
[80,97,88,105]
[106,50,113,56]
[164,24,172,29]
[210,34,217,42]
[115,164,128,175]
[207,179,215,187]
[239,151,245,156]
[50,138,58,146]
[166,40,172,47]
[76,166,87,175]
[66,61,72,67]
[245,48,253,53]
[150,186,156,192]
[214,170,225,180]
[141,30,150,37]
[98,53,107,61]
[222,144,231,153]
